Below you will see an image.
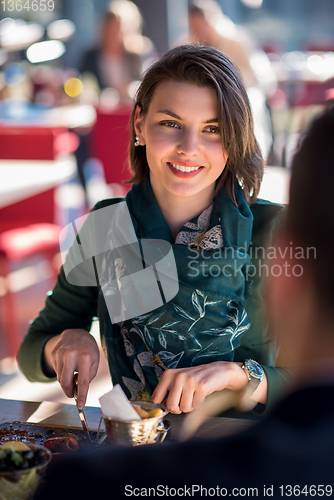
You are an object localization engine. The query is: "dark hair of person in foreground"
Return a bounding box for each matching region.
[286,102,334,312]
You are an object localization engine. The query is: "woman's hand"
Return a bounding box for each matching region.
[43,329,100,409]
[151,361,266,414]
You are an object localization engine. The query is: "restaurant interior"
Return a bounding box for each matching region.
[0,0,333,433]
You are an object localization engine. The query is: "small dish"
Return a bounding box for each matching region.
[0,443,51,500]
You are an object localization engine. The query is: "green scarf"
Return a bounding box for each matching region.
[99,177,253,399]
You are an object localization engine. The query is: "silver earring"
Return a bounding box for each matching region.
[134,136,140,147]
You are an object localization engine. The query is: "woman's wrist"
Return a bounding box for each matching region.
[251,370,267,404]
[224,361,268,405]
[42,334,61,377]
[222,361,249,392]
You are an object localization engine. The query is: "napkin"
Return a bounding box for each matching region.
[99,384,141,421]
[27,402,63,424]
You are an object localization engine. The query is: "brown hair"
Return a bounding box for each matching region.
[128,44,264,205]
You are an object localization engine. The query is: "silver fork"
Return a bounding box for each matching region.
[73,375,93,445]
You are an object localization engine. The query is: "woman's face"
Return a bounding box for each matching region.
[134,80,228,202]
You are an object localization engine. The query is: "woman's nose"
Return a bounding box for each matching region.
[177,130,200,156]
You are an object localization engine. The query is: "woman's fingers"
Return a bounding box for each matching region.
[163,374,184,414]
[151,369,172,405]
[76,356,96,409]
[57,353,77,399]
[169,372,207,413]
[48,329,100,406]
[152,368,208,414]
[175,385,194,414]
[151,370,185,413]
[151,362,243,414]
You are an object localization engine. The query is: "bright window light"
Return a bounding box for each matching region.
[241,0,263,8]
[26,40,66,64]
[47,19,76,41]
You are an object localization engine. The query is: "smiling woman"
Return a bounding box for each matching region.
[129,44,263,207]
[18,44,289,418]
[133,81,228,236]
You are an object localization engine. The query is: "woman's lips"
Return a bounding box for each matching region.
[168,162,204,178]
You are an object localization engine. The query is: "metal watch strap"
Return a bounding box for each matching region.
[242,359,264,396]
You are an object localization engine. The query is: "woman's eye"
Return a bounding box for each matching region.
[161,121,179,128]
[205,126,220,134]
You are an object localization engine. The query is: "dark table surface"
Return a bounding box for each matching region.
[0,398,256,442]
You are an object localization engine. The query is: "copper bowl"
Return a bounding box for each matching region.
[100,401,170,447]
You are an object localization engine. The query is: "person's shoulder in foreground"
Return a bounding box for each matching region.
[35,104,334,498]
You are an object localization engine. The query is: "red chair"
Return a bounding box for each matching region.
[0,126,78,161]
[0,224,61,358]
[0,126,78,359]
[90,106,133,195]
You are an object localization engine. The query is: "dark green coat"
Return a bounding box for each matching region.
[17,196,290,416]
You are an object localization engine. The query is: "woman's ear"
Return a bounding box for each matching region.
[134,105,146,146]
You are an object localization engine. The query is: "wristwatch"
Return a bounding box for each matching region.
[241,359,264,395]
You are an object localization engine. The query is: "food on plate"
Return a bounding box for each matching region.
[1,441,31,452]
[132,405,150,419]
[0,441,51,500]
[0,425,42,443]
[0,424,104,456]
[132,405,164,419]
[146,408,165,418]
[43,436,79,453]
[0,441,49,471]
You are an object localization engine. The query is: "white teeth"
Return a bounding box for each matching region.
[170,163,201,172]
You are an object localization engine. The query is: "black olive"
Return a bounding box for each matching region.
[24,451,34,460]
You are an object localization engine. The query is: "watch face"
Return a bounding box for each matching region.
[245,360,264,380]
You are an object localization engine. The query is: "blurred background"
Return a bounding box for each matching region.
[0,0,333,405]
